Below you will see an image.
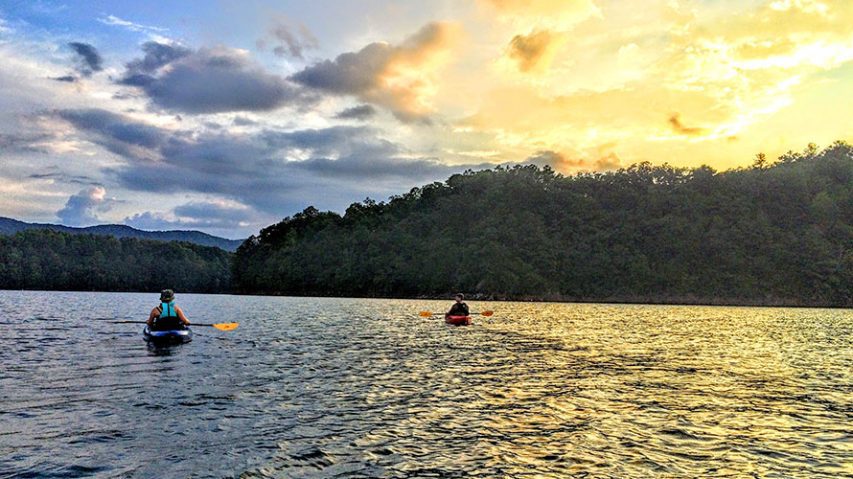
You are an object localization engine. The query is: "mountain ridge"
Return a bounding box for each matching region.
[0,217,244,252]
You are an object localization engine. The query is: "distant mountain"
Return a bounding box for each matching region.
[0,217,244,252]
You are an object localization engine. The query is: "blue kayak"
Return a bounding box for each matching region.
[143,325,193,344]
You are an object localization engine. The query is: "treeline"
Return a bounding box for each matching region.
[233,142,852,307]
[0,230,231,293]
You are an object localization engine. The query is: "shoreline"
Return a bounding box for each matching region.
[229,291,852,310]
[3,288,848,309]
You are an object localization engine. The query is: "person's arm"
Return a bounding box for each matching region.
[462,303,470,315]
[176,306,190,325]
[147,307,158,326]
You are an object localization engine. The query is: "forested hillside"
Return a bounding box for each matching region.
[233,142,852,307]
[0,230,231,293]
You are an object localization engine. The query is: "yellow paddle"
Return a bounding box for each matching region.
[206,322,239,331]
[419,311,494,317]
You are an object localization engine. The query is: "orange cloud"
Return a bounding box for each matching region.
[507,30,563,72]
[527,148,621,173]
[668,113,706,136]
[292,22,460,122]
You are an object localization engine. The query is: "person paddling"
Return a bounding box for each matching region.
[147,289,190,330]
[445,293,470,319]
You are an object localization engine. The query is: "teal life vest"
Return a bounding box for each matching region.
[159,301,178,318]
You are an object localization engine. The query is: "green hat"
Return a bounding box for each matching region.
[160,289,175,301]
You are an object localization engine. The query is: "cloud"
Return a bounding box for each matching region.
[57,108,168,161]
[98,14,167,35]
[257,20,318,59]
[291,21,459,122]
[125,199,256,233]
[334,104,377,120]
[232,116,258,126]
[56,186,115,226]
[525,149,621,173]
[289,153,488,180]
[481,0,600,28]
[461,0,853,169]
[67,42,103,77]
[668,113,706,136]
[121,41,191,81]
[57,108,490,216]
[29,168,99,186]
[52,75,77,83]
[118,43,311,114]
[508,30,563,72]
[0,131,57,153]
[768,0,830,16]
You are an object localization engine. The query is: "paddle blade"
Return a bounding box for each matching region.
[481,311,494,316]
[419,311,433,317]
[212,322,239,331]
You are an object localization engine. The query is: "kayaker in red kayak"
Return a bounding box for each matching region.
[147,289,190,330]
[445,293,470,319]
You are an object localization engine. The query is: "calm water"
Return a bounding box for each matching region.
[0,291,850,478]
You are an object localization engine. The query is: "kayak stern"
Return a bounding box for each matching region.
[143,325,193,344]
[445,315,472,326]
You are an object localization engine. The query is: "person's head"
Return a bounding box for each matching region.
[455,293,464,303]
[160,289,175,302]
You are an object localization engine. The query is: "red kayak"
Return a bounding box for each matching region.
[445,315,471,326]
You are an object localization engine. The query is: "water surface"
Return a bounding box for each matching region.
[0,291,850,478]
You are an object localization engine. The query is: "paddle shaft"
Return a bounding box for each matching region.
[419,310,493,317]
[109,320,221,328]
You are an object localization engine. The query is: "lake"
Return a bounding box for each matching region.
[0,291,850,478]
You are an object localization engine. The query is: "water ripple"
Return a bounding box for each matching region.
[0,292,850,478]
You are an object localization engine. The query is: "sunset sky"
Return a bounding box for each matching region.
[0,0,850,237]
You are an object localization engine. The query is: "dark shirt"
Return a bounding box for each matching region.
[447,302,469,316]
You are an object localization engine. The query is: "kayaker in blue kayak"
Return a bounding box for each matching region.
[445,293,469,319]
[147,289,190,330]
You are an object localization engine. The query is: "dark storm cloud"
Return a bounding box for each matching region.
[57,108,491,216]
[52,75,77,83]
[118,43,312,114]
[334,104,377,120]
[68,42,103,77]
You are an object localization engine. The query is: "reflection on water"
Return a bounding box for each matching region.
[0,291,850,478]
